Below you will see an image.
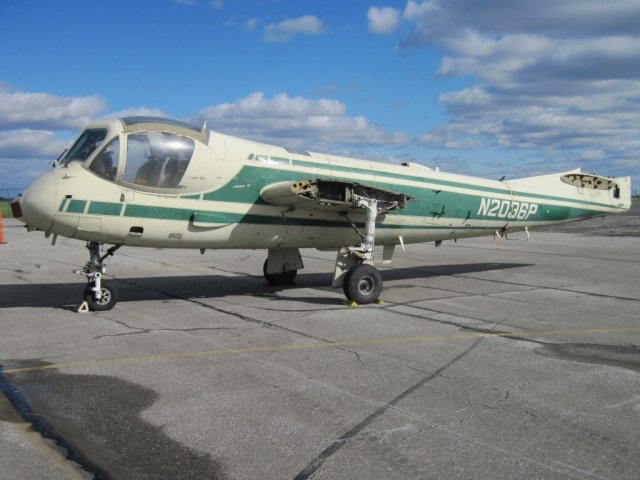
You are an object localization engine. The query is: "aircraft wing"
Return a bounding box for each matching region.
[260,179,415,213]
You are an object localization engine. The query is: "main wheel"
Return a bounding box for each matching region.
[263,259,297,285]
[343,264,383,304]
[84,282,117,311]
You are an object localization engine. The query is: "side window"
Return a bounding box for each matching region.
[89,137,119,181]
[124,132,195,188]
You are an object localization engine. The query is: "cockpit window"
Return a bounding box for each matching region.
[89,137,119,181]
[62,129,107,165]
[123,131,195,189]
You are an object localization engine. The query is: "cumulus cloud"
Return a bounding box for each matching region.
[0,86,106,130]
[0,130,67,159]
[263,15,324,43]
[192,91,408,149]
[0,130,71,189]
[367,7,400,35]
[400,0,640,180]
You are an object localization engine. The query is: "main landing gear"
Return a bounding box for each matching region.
[332,196,384,305]
[261,197,391,305]
[75,242,121,311]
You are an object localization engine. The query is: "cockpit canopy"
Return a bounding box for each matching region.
[61,117,211,193]
[122,131,194,188]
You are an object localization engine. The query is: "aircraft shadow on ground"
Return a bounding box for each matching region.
[0,262,532,309]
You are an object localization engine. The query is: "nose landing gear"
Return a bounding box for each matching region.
[75,242,121,311]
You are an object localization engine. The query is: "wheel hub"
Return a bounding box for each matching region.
[357,275,375,296]
[95,288,112,305]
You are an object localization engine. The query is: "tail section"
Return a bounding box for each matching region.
[560,171,631,211]
[510,168,631,215]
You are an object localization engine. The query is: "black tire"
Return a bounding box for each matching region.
[84,282,117,311]
[263,259,297,285]
[344,264,383,304]
[342,269,354,300]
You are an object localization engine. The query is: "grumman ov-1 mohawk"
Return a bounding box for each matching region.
[11,117,631,310]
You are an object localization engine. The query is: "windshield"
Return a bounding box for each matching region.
[61,129,107,165]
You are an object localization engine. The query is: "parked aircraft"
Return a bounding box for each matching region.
[11,117,631,310]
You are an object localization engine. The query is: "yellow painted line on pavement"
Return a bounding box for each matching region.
[3,326,640,375]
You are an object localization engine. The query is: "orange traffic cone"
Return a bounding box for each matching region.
[0,208,5,244]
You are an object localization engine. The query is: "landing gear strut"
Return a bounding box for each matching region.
[334,197,384,304]
[75,242,121,311]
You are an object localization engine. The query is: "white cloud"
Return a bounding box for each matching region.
[192,91,408,149]
[367,7,400,35]
[263,15,324,43]
[0,86,106,130]
[0,130,67,159]
[399,0,640,181]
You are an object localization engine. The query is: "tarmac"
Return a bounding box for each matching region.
[0,209,639,480]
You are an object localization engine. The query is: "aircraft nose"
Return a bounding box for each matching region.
[18,171,58,232]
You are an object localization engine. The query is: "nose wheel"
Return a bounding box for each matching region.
[84,280,117,311]
[75,242,121,312]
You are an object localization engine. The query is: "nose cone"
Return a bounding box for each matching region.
[19,170,59,232]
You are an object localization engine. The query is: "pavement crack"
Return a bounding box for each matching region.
[383,300,534,333]
[117,278,331,343]
[338,347,366,367]
[93,318,235,339]
[398,426,431,444]
[292,336,484,480]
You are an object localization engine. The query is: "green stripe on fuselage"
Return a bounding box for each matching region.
[88,201,123,216]
[200,164,612,223]
[62,161,614,228]
[66,199,87,213]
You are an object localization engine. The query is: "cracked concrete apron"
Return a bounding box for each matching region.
[1,217,639,479]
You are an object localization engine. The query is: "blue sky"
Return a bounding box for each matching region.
[1,0,639,194]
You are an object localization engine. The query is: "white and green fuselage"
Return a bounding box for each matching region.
[19,117,630,250]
